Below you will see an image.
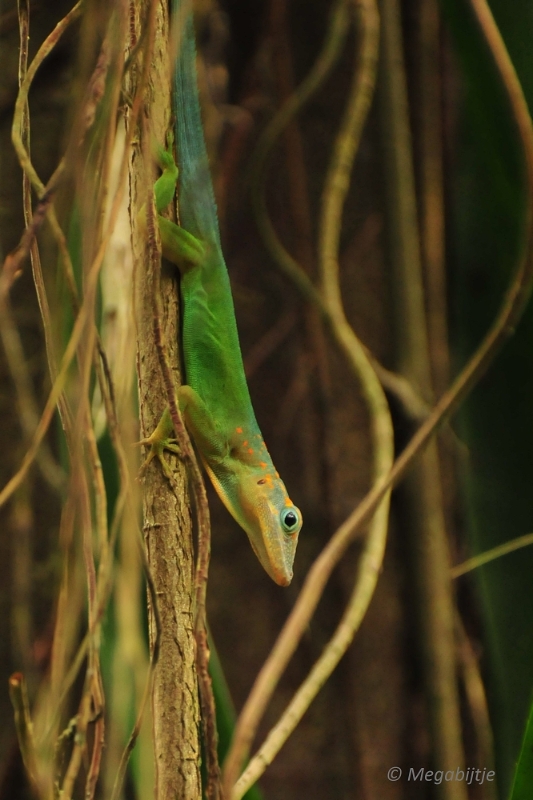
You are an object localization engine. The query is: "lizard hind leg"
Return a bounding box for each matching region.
[150,138,207,269]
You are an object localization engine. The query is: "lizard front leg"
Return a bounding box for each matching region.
[138,385,227,481]
[138,144,206,479]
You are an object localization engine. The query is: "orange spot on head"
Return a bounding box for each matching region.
[248,448,254,455]
[260,461,267,469]
[236,427,243,434]
[243,441,248,447]
[284,497,293,507]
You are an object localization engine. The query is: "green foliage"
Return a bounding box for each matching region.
[443,0,533,793]
[206,635,264,800]
[509,700,533,800]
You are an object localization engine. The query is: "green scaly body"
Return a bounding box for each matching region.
[145,0,302,585]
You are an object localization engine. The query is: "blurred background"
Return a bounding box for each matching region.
[0,0,532,798]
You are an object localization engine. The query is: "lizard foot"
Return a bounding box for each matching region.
[135,408,183,482]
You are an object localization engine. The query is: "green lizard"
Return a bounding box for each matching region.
[140,0,302,586]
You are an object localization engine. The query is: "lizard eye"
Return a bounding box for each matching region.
[280,507,301,535]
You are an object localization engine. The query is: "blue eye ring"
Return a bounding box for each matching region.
[281,506,301,535]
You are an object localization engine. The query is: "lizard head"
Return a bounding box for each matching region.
[235,472,303,586]
[204,461,302,586]
[202,452,302,586]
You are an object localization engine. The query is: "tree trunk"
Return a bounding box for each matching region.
[131,2,201,796]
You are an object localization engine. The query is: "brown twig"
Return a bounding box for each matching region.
[451,531,533,577]
[9,672,41,797]
[0,292,66,492]
[44,0,161,748]
[10,483,35,681]
[77,6,160,796]
[55,456,99,796]
[455,615,496,798]
[379,0,466,783]
[224,0,533,789]
[0,0,152,513]
[0,1,118,513]
[60,676,93,800]
[0,0,70,495]
[225,0,393,793]
[143,116,220,798]
[34,12,161,794]
[7,0,84,286]
[249,0,434,428]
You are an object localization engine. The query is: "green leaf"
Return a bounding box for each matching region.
[509,701,533,800]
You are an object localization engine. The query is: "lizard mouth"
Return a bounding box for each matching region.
[203,462,295,585]
[248,532,293,586]
[274,570,292,588]
[262,543,293,586]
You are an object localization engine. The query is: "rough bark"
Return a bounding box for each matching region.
[131,2,201,796]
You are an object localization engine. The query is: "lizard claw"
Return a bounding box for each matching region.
[135,409,183,482]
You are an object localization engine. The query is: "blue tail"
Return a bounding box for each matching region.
[173,0,221,248]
